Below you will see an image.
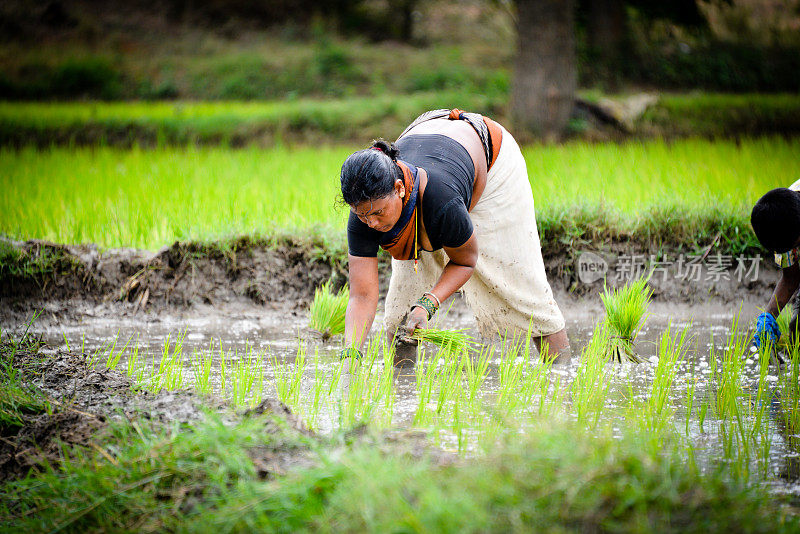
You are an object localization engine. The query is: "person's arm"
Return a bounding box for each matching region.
[344,255,380,351]
[753,261,800,350]
[766,262,800,317]
[405,233,478,333]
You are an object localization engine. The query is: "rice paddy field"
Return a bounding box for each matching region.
[3,98,800,530]
[1,136,797,252]
[6,298,800,530]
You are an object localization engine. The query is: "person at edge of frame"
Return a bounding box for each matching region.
[750,178,800,362]
[336,108,571,367]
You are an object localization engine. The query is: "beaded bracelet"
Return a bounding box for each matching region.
[338,347,363,360]
[411,293,439,321]
[423,291,441,308]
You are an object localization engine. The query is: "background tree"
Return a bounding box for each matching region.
[578,0,706,89]
[511,0,577,141]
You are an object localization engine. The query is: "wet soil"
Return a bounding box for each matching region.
[1,237,348,316]
[0,330,457,483]
[0,338,310,482]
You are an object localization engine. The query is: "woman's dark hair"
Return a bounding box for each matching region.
[751,187,800,252]
[340,139,402,206]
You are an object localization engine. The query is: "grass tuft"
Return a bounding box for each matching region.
[412,328,475,355]
[600,277,653,363]
[308,281,348,341]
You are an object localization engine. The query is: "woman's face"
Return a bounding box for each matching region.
[350,179,405,232]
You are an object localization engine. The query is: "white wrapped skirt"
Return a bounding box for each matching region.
[384,125,565,339]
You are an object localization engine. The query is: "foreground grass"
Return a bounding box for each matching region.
[1,137,794,254]
[4,414,794,533]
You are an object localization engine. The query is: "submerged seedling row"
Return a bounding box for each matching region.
[74,314,800,483]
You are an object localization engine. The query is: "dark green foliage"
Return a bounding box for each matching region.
[1,92,798,148]
[628,43,800,93]
[0,57,123,100]
[536,203,763,259]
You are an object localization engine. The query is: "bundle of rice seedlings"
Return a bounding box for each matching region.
[308,281,348,341]
[411,327,475,354]
[600,277,653,364]
[776,306,795,349]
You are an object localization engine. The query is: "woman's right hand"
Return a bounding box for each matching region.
[403,306,429,337]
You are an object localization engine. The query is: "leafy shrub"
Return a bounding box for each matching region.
[49,58,123,99]
[623,42,800,92]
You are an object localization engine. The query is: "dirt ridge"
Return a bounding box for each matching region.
[2,237,345,311]
[1,238,778,316]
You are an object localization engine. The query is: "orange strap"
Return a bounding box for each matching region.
[446,108,502,210]
[483,116,503,170]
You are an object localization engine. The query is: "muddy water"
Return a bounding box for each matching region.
[14,297,800,495]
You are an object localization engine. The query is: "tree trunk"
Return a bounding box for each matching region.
[587,0,626,89]
[511,0,577,141]
[398,0,416,42]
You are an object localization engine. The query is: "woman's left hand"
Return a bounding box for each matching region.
[403,306,429,336]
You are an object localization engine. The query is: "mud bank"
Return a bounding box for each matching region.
[0,335,312,481]
[1,237,779,321]
[0,335,455,486]
[1,237,346,312]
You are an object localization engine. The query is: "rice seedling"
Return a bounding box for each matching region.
[308,281,348,340]
[85,344,104,370]
[600,277,653,363]
[411,327,475,355]
[752,338,775,478]
[272,345,307,410]
[126,338,141,380]
[335,336,396,429]
[413,351,439,426]
[635,325,690,454]
[229,344,265,408]
[143,332,187,393]
[703,315,780,482]
[104,333,134,371]
[685,375,697,436]
[307,351,326,428]
[431,349,466,420]
[778,337,800,439]
[713,316,749,421]
[191,343,214,395]
[570,324,613,427]
[496,338,526,411]
[464,346,492,407]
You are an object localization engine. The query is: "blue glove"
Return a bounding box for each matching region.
[753,312,780,350]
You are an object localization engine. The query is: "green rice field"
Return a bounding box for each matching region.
[3,98,800,529]
[2,137,796,251]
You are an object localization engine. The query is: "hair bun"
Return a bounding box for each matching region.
[370,138,399,161]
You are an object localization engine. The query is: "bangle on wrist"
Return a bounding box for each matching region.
[412,293,439,321]
[339,347,363,360]
[423,291,441,308]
